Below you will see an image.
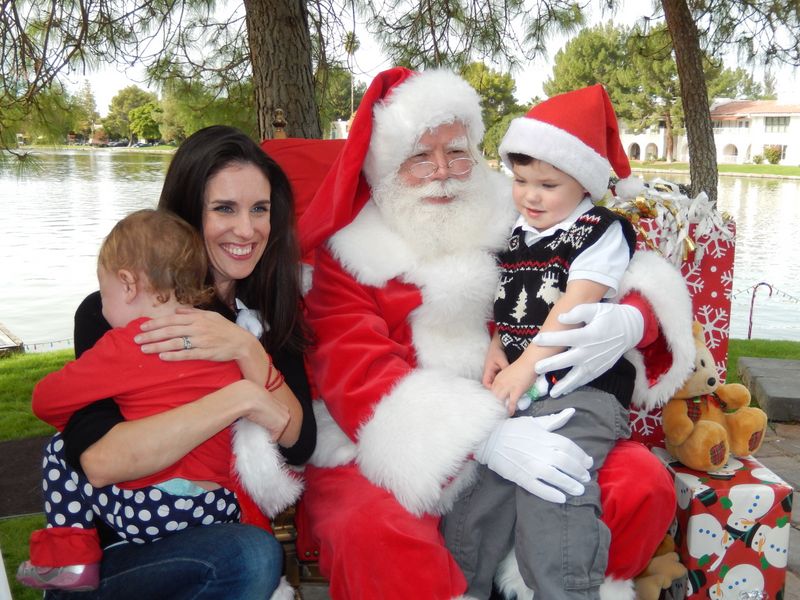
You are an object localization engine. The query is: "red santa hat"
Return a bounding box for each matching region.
[498,84,643,200]
[297,67,484,256]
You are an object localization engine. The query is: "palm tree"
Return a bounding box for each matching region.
[343,31,360,117]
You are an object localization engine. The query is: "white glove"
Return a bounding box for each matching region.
[476,408,592,504]
[532,303,644,398]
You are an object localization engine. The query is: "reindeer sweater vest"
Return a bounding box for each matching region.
[494,205,638,407]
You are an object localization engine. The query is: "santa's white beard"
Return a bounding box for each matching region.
[372,167,497,259]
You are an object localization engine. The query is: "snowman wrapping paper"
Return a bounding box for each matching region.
[653,448,793,599]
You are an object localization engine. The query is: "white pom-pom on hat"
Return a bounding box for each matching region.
[614,175,646,199]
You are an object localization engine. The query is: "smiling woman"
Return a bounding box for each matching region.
[21,125,316,600]
[202,163,272,303]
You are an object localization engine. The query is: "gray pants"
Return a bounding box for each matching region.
[442,387,631,600]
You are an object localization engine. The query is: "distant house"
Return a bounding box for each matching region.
[619,98,800,165]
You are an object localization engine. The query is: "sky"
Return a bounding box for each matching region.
[72,3,800,117]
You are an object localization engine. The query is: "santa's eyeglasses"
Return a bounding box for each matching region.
[407,157,476,179]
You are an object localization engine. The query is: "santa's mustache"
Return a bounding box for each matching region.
[408,177,472,202]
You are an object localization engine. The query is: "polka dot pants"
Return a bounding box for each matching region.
[42,434,241,544]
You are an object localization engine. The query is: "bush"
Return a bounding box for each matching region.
[763,145,782,165]
[752,154,764,164]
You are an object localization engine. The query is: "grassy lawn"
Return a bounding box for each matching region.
[1,515,46,600]
[0,350,71,442]
[632,160,800,178]
[726,338,800,384]
[0,350,69,597]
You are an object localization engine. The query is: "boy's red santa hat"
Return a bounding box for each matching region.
[297,67,484,256]
[499,84,644,200]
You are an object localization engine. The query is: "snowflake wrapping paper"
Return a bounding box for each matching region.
[652,448,793,600]
[604,180,736,448]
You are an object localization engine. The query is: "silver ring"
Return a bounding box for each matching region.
[182,336,192,350]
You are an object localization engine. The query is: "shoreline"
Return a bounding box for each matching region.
[11,148,800,180]
[633,167,800,181]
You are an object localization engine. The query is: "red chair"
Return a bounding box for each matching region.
[260,134,346,597]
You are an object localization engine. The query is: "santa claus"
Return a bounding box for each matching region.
[296,67,695,600]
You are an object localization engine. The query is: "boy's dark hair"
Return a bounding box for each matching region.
[158,125,309,353]
[99,209,213,307]
[506,152,535,167]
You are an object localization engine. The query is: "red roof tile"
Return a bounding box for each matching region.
[711,100,800,117]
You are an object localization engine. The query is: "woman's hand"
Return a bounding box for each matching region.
[134,307,270,384]
[134,307,301,445]
[80,379,261,487]
[134,307,257,363]
[240,380,292,443]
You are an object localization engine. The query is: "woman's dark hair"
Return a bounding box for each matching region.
[158,125,309,353]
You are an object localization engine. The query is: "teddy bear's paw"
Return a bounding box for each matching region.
[748,429,764,452]
[709,440,727,467]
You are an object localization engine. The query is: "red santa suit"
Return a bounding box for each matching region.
[292,68,695,600]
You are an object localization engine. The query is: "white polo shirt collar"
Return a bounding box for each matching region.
[514,197,594,246]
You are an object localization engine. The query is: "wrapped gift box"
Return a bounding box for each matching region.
[604,180,736,448]
[652,447,793,599]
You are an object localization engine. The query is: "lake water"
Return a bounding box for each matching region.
[1,150,799,349]
[2,150,171,349]
[651,171,800,342]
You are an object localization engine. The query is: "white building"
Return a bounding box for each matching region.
[329,119,349,139]
[619,99,800,166]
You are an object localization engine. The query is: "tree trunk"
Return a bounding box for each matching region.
[243,0,321,139]
[661,0,718,204]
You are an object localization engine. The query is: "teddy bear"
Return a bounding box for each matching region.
[661,321,768,472]
[633,535,687,600]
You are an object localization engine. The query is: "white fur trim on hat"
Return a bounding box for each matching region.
[355,369,506,516]
[232,419,303,517]
[618,251,696,411]
[499,117,611,200]
[364,69,485,187]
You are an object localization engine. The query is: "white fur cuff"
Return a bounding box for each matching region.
[232,419,304,518]
[269,576,295,600]
[619,251,695,411]
[308,399,358,468]
[356,369,506,516]
[599,577,636,600]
